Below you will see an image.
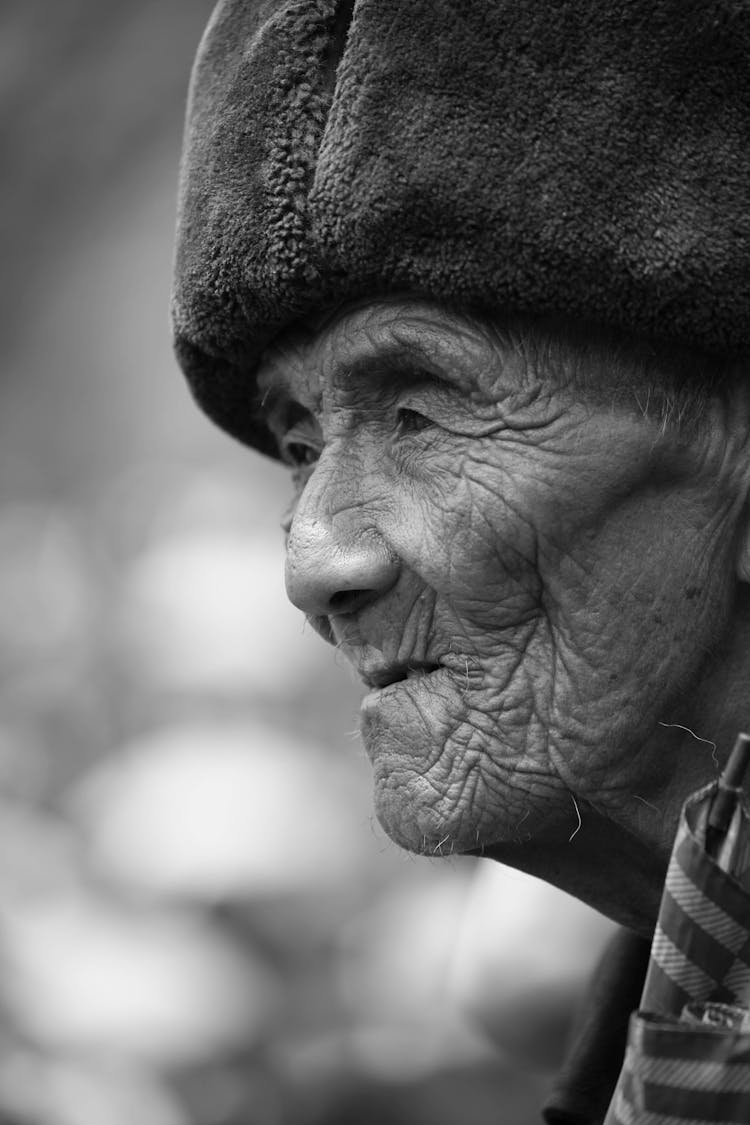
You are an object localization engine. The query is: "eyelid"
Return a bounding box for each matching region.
[395,386,509,441]
[395,382,450,419]
[282,416,322,446]
[279,419,323,474]
[396,405,436,434]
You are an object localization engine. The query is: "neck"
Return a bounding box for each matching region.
[483,818,664,937]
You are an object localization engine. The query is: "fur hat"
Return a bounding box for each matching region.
[172,0,750,455]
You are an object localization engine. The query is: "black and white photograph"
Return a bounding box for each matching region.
[2,3,750,1123]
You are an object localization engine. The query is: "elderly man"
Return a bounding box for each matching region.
[172,0,750,1119]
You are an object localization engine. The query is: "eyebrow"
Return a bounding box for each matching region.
[329,343,469,399]
[255,325,478,432]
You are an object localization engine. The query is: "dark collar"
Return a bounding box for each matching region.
[542,928,651,1125]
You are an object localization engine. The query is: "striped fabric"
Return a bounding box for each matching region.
[605,1012,750,1123]
[641,788,750,1016]
[604,784,750,1124]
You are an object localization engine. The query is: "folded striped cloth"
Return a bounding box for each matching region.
[604,772,750,1125]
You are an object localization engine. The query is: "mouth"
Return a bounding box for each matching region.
[359,661,443,690]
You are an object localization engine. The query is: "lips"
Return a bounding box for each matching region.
[358,660,442,689]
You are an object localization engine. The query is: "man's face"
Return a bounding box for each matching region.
[258,298,748,930]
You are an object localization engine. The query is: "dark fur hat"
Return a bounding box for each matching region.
[173,0,750,455]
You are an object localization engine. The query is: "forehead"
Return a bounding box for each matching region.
[255,296,681,432]
[256,297,502,405]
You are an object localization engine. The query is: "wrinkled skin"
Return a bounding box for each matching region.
[258,298,750,935]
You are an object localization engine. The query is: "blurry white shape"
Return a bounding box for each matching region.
[0,505,92,661]
[337,861,618,1078]
[69,722,370,898]
[2,894,273,1064]
[451,862,616,997]
[336,866,491,1078]
[120,530,329,694]
[0,1051,187,1125]
[449,862,617,1064]
[341,866,475,1018]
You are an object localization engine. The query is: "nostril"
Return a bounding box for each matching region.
[285,523,400,620]
[329,588,375,616]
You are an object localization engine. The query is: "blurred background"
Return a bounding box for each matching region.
[0,3,617,1123]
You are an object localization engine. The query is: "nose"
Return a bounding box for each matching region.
[284,471,399,621]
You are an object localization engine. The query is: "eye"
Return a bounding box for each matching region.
[279,412,322,469]
[396,406,435,434]
[285,440,319,467]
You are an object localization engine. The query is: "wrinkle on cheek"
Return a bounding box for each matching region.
[393,586,438,665]
[539,551,731,800]
[435,470,543,618]
[366,622,562,854]
[390,440,546,612]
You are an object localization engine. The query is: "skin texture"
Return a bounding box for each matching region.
[257,297,750,936]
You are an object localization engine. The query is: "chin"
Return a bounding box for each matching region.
[360,671,560,856]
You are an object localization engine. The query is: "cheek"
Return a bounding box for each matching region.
[379,419,644,601]
[550,491,733,640]
[539,490,738,761]
[381,456,544,622]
